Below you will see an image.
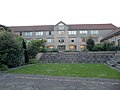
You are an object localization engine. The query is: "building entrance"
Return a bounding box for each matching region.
[57,45,65,51]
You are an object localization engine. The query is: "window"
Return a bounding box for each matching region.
[91,30,98,34]
[47,45,54,49]
[68,31,76,35]
[58,39,64,43]
[58,31,65,34]
[80,30,87,34]
[47,39,53,43]
[70,38,76,42]
[80,45,86,49]
[20,32,22,36]
[58,25,64,30]
[69,45,77,50]
[46,31,52,35]
[25,32,32,36]
[118,39,120,46]
[36,32,43,36]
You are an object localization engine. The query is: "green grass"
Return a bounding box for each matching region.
[7,64,120,79]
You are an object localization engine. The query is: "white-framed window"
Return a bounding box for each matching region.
[70,38,76,42]
[80,30,87,34]
[58,25,64,30]
[46,31,53,35]
[58,31,65,34]
[91,30,99,34]
[36,32,43,36]
[24,32,32,36]
[47,39,53,43]
[68,31,76,35]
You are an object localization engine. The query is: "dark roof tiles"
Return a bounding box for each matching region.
[9,24,117,32]
[68,24,117,30]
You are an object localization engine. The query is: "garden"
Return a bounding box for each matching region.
[0,25,120,79]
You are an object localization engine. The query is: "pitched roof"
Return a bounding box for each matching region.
[10,25,54,32]
[101,28,120,42]
[68,24,117,30]
[9,23,117,32]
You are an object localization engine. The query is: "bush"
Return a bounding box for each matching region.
[46,48,59,52]
[64,50,80,52]
[93,43,104,51]
[0,31,24,68]
[86,37,95,51]
[28,59,38,64]
[93,42,114,51]
[0,64,9,71]
[110,46,120,51]
[27,39,46,58]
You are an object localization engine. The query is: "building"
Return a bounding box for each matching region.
[101,27,120,46]
[9,21,117,51]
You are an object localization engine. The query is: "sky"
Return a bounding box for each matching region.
[0,0,120,27]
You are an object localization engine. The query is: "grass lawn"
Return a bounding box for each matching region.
[7,64,120,79]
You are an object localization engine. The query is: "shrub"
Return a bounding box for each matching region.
[27,39,46,58]
[0,31,24,68]
[93,43,104,51]
[64,50,80,52]
[0,64,9,71]
[92,42,114,51]
[28,59,38,64]
[86,37,95,51]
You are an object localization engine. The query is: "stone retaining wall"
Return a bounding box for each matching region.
[39,51,120,70]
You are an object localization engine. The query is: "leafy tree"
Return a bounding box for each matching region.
[86,37,95,51]
[0,31,24,68]
[102,42,114,51]
[27,39,46,58]
[93,43,104,51]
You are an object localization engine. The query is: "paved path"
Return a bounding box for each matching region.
[0,74,120,90]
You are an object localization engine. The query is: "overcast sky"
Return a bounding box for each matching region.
[0,0,120,27]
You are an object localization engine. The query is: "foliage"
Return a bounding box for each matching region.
[64,50,80,52]
[86,37,95,51]
[46,48,59,52]
[93,42,115,51]
[0,31,24,68]
[102,42,114,51]
[93,43,104,51]
[7,64,120,79]
[28,59,38,64]
[27,39,46,58]
[82,48,89,52]
[0,64,9,71]
[110,46,120,51]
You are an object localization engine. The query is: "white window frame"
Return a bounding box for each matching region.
[91,30,98,34]
[68,31,76,35]
[25,32,32,36]
[70,38,76,42]
[36,32,43,36]
[58,25,65,30]
[80,30,87,34]
[47,39,53,43]
[58,31,65,34]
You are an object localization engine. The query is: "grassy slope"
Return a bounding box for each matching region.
[7,64,120,79]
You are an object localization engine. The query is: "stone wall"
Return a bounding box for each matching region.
[39,51,120,70]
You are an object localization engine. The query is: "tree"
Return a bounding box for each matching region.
[0,24,11,32]
[92,43,104,51]
[102,42,113,51]
[0,31,24,68]
[27,39,46,58]
[86,37,95,51]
